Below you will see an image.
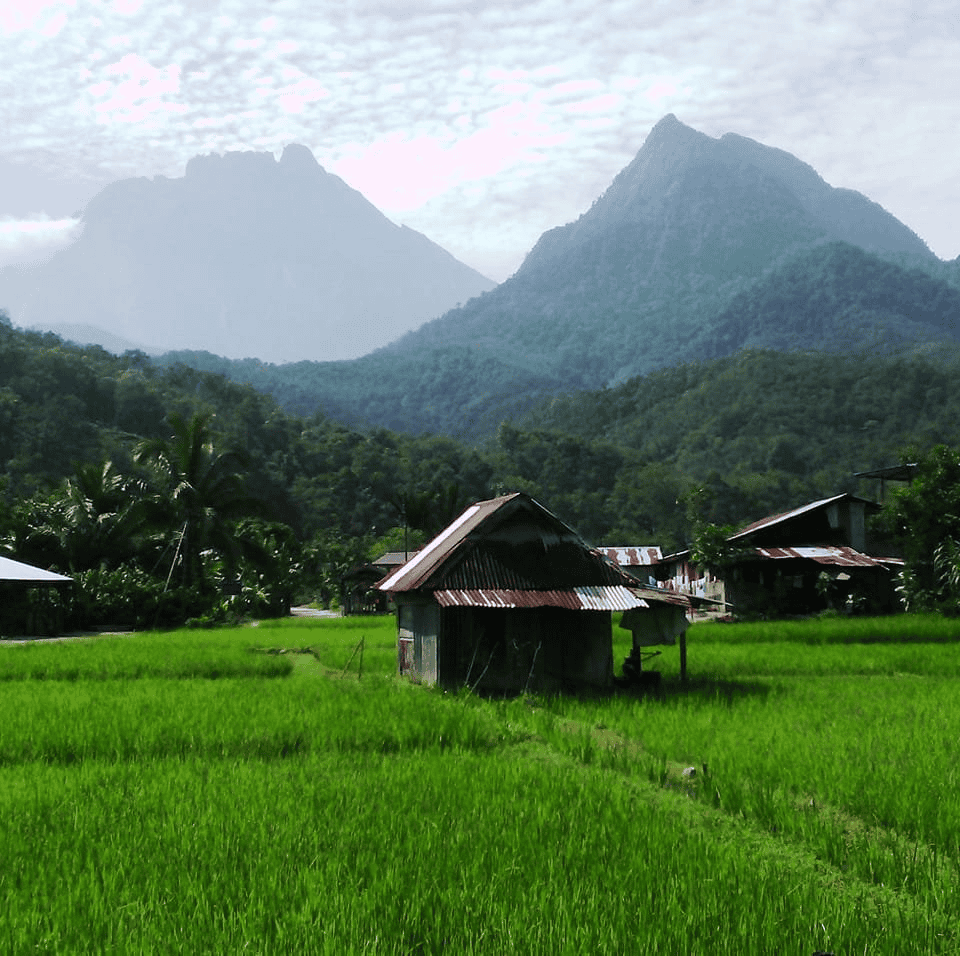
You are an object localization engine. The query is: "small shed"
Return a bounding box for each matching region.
[378,493,689,693]
[0,556,73,637]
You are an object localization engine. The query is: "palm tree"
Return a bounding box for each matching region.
[61,460,146,571]
[134,412,261,592]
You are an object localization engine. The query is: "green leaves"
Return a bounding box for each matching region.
[880,445,960,613]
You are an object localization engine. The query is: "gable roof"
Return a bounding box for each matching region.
[0,556,72,585]
[379,493,602,592]
[378,493,522,592]
[377,494,680,614]
[728,493,877,542]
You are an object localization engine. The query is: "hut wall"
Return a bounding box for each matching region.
[397,599,439,684]
[438,606,612,694]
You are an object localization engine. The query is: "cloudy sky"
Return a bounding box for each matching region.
[1,0,958,280]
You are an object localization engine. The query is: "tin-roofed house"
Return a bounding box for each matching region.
[656,493,903,617]
[378,493,689,693]
[597,547,662,587]
[0,555,72,637]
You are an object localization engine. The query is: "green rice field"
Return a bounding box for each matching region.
[2,613,960,953]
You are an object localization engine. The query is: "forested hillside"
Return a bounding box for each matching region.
[703,243,960,357]
[161,242,960,440]
[157,345,566,438]
[0,315,499,629]
[4,313,958,620]
[511,347,960,542]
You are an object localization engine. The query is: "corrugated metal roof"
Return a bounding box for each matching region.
[0,556,72,585]
[854,464,918,481]
[598,546,663,567]
[378,493,595,593]
[378,496,514,592]
[753,546,900,568]
[434,586,652,611]
[729,493,876,541]
[628,585,694,607]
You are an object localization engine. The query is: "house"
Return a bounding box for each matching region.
[341,551,420,615]
[656,493,903,616]
[0,556,72,637]
[377,493,691,693]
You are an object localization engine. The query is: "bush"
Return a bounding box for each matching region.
[69,567,211,630]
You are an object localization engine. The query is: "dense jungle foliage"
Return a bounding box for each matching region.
[2,312,959,628]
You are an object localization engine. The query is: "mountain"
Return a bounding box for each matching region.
[704,242,960,358]
[380,114,936,386]
[163,115,957,437]
[156,345,567,439]
[0,145,494,363]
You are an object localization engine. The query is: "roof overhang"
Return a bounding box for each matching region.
[0,556,72,585]
[433,586,651,612]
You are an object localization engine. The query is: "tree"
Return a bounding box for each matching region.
[60,460,146,571]
[878,445,960,613]
[134,412,262,593]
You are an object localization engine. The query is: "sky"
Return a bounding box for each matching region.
[0,0,958,282]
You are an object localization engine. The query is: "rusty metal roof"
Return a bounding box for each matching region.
[752,546,902,568]
[0,556,71,585]
[434,586,652,611]
[378,492,611,593]
[598,546,663,567]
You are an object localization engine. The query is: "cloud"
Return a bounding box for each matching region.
[0,0,958,278]
[0,216,81,268]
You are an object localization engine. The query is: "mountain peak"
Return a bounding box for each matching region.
[523,115,930,269]
[280,143,324,175]
[0,144,495,363]
[184,149,276,181]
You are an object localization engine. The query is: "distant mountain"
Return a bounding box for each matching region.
[151,116,959,438]
[0,145,494,363]
[380,114,936,386]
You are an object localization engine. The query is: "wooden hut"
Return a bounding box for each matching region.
[378,493,689,693]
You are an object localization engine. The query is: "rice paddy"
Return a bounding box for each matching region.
[2,613,960,953]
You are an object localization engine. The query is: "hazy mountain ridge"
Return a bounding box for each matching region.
[157,345,568,439]
[0,144,494,363]
[10,115,959,441]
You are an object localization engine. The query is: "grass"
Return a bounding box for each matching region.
[0,627,294,680]
[3,612,960,952]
